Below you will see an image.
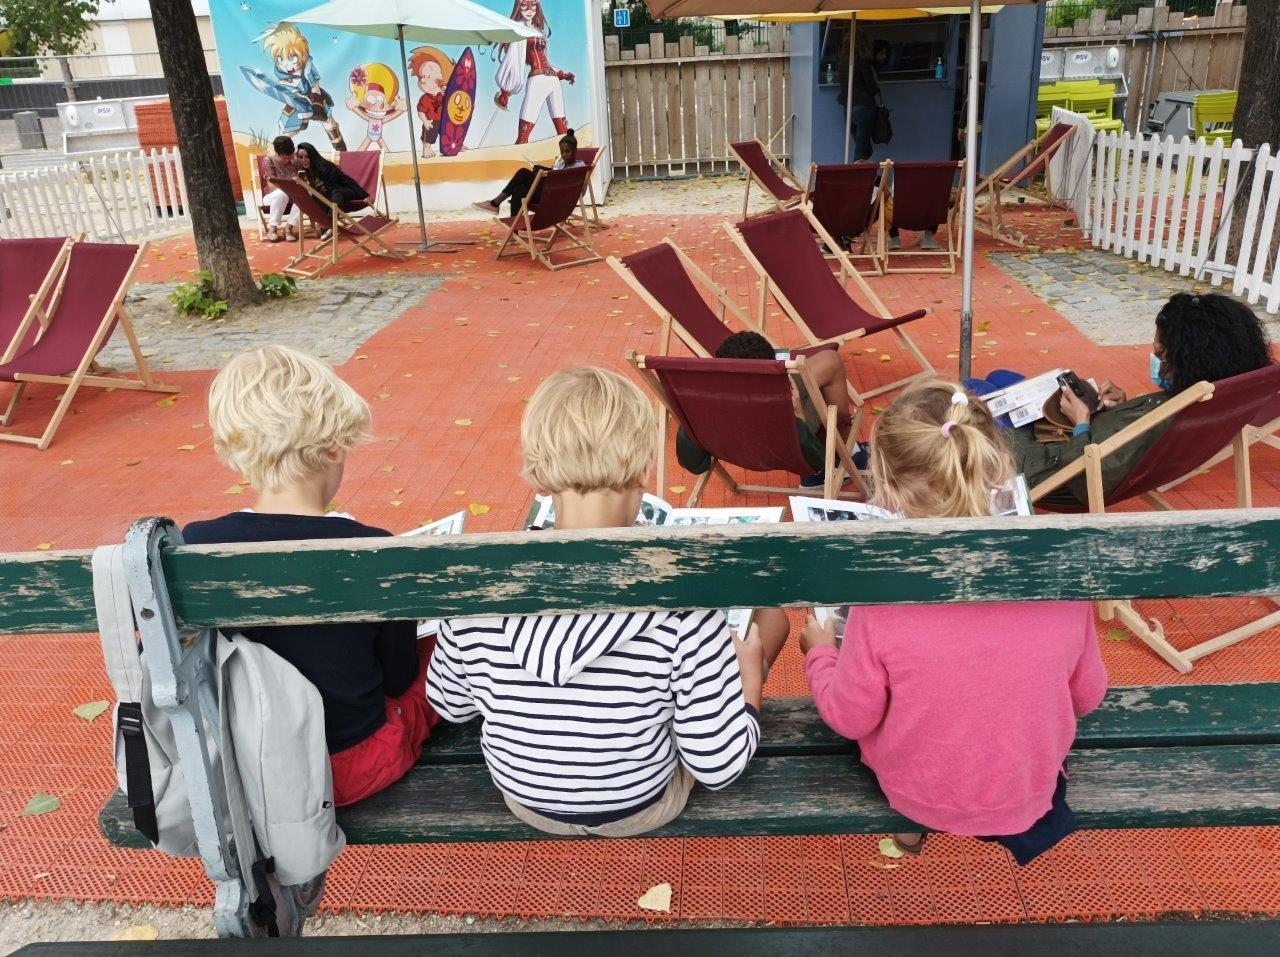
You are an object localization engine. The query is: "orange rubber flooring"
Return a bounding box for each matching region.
[2,201,1280,925]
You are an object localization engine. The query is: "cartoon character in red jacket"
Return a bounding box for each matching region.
[493,0,574,145]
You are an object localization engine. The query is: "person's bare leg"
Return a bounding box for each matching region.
[805,349,852,416]
[751,608,790,668]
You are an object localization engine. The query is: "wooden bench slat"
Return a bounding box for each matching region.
[100,744,1280,848]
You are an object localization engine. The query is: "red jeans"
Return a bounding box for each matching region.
[330,638,439,807]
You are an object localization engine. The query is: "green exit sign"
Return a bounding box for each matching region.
[0,78,14,86]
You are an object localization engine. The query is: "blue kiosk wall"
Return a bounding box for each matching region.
[789,8,1046,177]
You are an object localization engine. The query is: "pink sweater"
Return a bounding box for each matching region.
[805,601,1107,836]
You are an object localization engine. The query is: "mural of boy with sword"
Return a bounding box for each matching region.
[241,23,347,151]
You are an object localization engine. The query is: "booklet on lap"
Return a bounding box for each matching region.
[401,510,467,638]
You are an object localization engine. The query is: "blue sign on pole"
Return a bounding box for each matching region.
[613,8,631,29]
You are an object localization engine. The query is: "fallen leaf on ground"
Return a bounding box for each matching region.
[73,700,110,722]
[381,466,396,473]
[506,375,523,382]
[389,501,404,508]
[177,444,196,452]
[636,882,672,912]
[155,397,177,408]
[468,504,491,516]
[60,459,74,466]
[108,925,159,942]
[34,543,52,550]
[668,485,687,494]
[455,419,472,426]
[124,459,142,467]
[866,858,901,870]
[877,838,905,859]
[453,489,466,496]
[1105,629,1131,642]
[23,793,60,816]
[226,484,248,495]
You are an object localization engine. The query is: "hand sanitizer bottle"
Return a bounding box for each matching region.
[935,57,945,80]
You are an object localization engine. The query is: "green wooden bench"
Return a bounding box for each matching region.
[5,509,1280,936]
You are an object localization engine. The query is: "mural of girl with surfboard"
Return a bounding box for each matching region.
[345,62,407,153]
[241,23,347,151]
[493,0,575,145]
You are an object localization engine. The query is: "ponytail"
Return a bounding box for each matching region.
[869,379,1013,519]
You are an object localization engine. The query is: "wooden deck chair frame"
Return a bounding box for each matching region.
[494,168,601,271]
[724,204,935,405]
[802,162,885,276]
[0,242,178,450]
[568,145,611,231]
[974,124,1076,247]
[0,237,74,367]
[280,177,405,280]
[877,160,965,276]
[1028,382,1280,673]
[628,350,867,505]
[249,153,272,240]
[730,139,804,220]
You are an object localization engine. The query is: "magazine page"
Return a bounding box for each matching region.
[661,507,784,635]
[982,369,1064,427]
[990,474,1033,517]
[526,493,673,531]
[788,496,894,629]
[401,510,467,637]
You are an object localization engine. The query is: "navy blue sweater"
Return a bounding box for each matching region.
[182,511,419,753]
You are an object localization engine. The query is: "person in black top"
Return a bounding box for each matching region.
[185,344,437,807]
[840,39,889,163]
[295,142,368,233]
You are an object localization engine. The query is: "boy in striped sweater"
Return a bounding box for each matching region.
[427,367,777,837]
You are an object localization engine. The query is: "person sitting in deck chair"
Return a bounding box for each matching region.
[675,331,868,490]
[295,142,369,237]
[262,135,302,243]
[967,293,1272,508]
[427,367,782,837]
[471,129,584,216]
[802,379,1108,864]
[184,346,439,807]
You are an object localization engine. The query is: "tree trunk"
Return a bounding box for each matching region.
[1227,0,1280,261]
[150,0,261,307]
[52,27,77,102]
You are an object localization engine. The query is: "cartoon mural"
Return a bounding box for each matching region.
[208,0,603,211]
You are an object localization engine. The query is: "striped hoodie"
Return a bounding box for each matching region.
[426,609,761,823]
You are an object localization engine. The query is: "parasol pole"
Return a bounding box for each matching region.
[958,0,980,381]
[396,23,459,253]
[842,14,856,163]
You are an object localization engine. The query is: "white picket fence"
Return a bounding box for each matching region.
[1092,131,1280,313]
[0,148,190,243]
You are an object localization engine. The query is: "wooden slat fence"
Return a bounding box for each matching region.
[604,28,790,179]
[1092,131,1280,314]
[1044,2,1247,131]
[0,147,189,242]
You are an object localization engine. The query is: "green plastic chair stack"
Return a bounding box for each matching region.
[1060,80,1124,132]
[1035,83,1071,135]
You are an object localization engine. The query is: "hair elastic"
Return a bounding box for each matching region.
[940,420,957,437]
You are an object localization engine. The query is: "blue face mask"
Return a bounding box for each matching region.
[1149,352,1171,391]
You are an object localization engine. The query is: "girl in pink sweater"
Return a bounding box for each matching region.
[802,380,1108,863]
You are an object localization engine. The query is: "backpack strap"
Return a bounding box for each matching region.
[92,544,159,846]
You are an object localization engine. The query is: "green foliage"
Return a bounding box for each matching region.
[259,273,297,299]
[0,0,98,57]
[169,268,229,320]
[600,6,759,55]
[1045,0,1220,30]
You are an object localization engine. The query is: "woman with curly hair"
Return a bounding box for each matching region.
[999,292,1272,507]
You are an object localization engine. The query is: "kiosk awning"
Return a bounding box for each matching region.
[644,0,1030,15]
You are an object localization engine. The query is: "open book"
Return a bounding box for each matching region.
[790,475,1033,628]
[527,493,784,634]
[402,510,467,638]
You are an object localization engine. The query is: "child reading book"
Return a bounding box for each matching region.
[801,379,1108,863]
[427,366,779,836]
[183,345,439,807]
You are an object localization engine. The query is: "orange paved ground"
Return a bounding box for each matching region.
[2,201,1280,925]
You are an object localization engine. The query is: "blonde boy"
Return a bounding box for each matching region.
[186,345,438,806]
[427,367,768,837]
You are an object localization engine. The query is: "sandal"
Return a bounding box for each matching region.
[284,227,298,242]
[265,226,280,243]
[891,833,928,856]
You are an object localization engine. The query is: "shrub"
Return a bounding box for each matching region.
[169,268,229,320]
[259,273,297,299]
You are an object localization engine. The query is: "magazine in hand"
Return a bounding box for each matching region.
[790,475,1033,628]
[401,510,468,638]
[527,493,784,635]
[981,370,1065,428]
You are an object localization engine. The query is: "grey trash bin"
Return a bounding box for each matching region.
[15,111,47,150]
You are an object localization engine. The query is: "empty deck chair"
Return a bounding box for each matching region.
[0,241,177,450]
[336,150,389,217]
[1030,364,1280,673]
[730,139,803,219]
[0,237,72,363]
[629,351,865,504]
[804,162,883,274]
[975,123,1076,247]
[568,145,610,230]
[726,207,932,405]
[880,160,963,275]
[495,164,600,271]
[272,176,404,279]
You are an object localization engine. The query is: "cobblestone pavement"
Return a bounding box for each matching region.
[98,274,445,372]
[991,248,1277,346]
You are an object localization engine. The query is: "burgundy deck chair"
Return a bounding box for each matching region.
[804,162,883,274]
[336,150,389,217]
[976,123,1075,247]
[568,145,610,230]
[0,237,72,366]
[881,160,963,276]
[1030,364,1280,673]
[273,176,404,279]
[250,154,282,240]
[0,241,176,450]
[730,140,803,219]
[495,165,600,271]
[629,351,864,504]
[726,207,932,405]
